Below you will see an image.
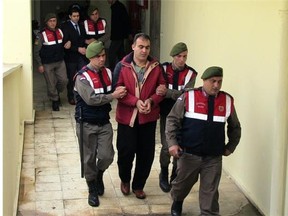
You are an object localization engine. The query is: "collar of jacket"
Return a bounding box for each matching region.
[121,52,159,70]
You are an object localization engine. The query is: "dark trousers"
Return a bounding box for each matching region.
[65,57,87,100]
[171,154,222,215]
[116,120,157,190]
[108,39,125,71]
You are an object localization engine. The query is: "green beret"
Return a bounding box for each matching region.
[201,66,223,80]
[44,13,57,23]
[86,41,105,59]
[170,42,188,56]
[88,7,98,16]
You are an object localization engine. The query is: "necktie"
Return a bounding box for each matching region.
[207,95,214,123]
[74,24,80,35]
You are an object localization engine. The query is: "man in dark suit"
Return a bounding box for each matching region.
[61,7,87,105]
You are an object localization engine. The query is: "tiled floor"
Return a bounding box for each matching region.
[17,70,262,215]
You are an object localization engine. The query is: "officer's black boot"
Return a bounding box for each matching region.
[170,164,177,185]
[86,180,99,207]
[159,166,171,192]
[96,169,105,196]
[171,200,183,216]
[52,100,60,111]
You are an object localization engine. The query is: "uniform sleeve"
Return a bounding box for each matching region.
[33,32,43,66]
[75,75,114,106]
[225,105,241,153]
[165,94,186,147]
[165,69,197,101]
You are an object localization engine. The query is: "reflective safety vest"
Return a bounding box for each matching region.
[163,63,196,91]
[84,19,106,38]
[42,28,63,45]
[39,28,65,64]
[79,67,112,94]
[185,90,232,122]
[181,88,234,156]
[74,66,112,125]
[160,62,197,116]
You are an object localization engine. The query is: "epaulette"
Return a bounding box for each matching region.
[73,66,88,81]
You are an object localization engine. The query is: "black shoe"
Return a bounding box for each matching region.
[86,180,99,207]
[96,169,104,196]
[159,167,171,192]
[171,200,183,216]
[52,101,60,111]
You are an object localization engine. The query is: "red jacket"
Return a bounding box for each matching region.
[113,52,166,127]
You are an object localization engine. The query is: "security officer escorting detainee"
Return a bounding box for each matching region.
[74,41,127,207]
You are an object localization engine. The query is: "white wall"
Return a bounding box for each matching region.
[3,0,33,121]
[3,0,33,214]
[161,1,288,215]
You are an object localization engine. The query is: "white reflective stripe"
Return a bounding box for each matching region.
[169,83,184,90]
[42,31,63,45]
[82,72,94,89]
[184,70,193,85]
[185,112,207,120]
[178,85,184,90]
[213,116,225,122]
[84,20,106,35]
[185,91,232,122]
[94,88,104,94]
[185,91,207,120]
[42,32,49,44]
[84,20,96,35]
[106,69,112,82]
[226,95,232,118]
[98,20,106,34]
[83,71,112,93]
[59,29,64,38]
[187,90,195,112]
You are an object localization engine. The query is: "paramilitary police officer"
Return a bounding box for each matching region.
[74,41,126,207]
[156,42,198,193]
[34,13,68,111]
[83,7,110,47]
[166,66,241,216]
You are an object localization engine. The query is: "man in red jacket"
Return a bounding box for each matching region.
[113,33,166,199]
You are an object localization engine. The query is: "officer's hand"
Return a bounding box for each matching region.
[38,65,44,73]
[64,40,71,49]
[223,149,232,156]
[156,84,167,96]
[112,86,127,99]
[169,145,182,159]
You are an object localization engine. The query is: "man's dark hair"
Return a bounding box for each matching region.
[133,33,150,43]
[69,7,80,16]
